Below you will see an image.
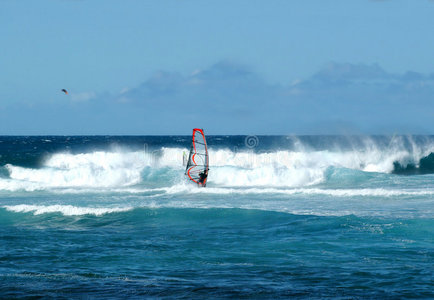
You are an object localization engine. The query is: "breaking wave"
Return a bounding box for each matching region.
[0,135,433,192]
[2,150,151,191]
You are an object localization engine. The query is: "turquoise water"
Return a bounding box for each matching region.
[1,136,433,298]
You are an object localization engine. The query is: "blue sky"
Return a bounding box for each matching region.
[1,0,433,134]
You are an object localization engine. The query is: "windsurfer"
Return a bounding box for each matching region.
[198,170,208,186]
[185,128,209,188]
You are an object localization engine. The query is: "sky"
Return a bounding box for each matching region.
[1,0,433,135]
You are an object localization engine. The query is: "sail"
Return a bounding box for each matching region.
[185,128,209,187]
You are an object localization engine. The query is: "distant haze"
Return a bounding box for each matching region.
[1,0,433,135]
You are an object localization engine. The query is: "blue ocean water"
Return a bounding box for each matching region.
[0,135,433,298]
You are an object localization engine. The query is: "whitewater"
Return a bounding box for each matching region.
[1,135,433,298]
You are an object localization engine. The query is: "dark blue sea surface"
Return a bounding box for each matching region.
[1,135,433,298]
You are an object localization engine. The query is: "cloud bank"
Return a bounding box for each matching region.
[1,61,433,134]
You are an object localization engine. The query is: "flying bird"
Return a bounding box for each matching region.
[61,89,68,95]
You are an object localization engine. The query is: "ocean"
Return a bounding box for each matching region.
[0,135,433,298]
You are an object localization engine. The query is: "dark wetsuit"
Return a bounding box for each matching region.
[198,171,208,186]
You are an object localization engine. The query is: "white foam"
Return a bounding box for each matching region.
[3,204,132,216]
[161,184,434,197]
[3,150,153,191]
[167,139,434,187]
[1,136,433,192]
[0,178,43,192]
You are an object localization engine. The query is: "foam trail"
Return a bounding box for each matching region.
[3,204,132,216]
[161,184,434,197]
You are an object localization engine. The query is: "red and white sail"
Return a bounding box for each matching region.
[185,128,209,187]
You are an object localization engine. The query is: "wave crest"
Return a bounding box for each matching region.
[3,150,152,191]
[0,136,433,192]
